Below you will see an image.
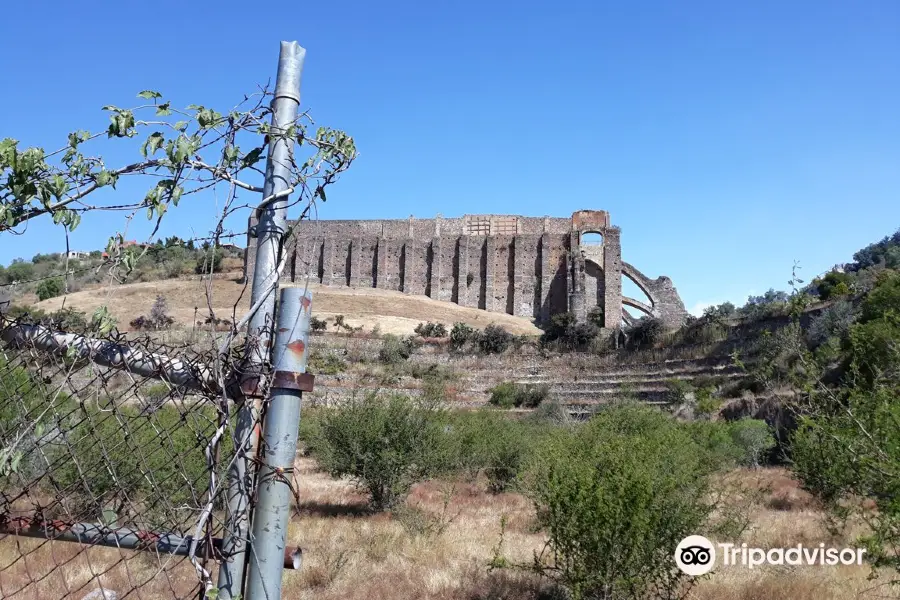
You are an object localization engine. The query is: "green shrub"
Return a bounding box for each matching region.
[587,306,605,328]
[449,322,476,351]
[488,382,549,408]
[315,394,450,509]
[194,247,224,274]
[814,271,853,301]
[729,419,776,467]
[309,316,328,332]
[445,411,531,493]
[379,334,414,364]
[47,401,232,526]
[523,403,716,600]
[806,300,855,348]
[477,324,513,354]
[414,322,448,338]
[625,317,664,350]
[35,278,63,301]
[308,350,346,375]
[694,386,721,417]
[541,312,599,349]
[665,378,692,404]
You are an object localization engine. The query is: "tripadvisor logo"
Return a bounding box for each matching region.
[674,535,715,576]
[674,535,868,575]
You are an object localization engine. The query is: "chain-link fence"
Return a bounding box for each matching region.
[0,314,241,599]
[0,281,312,600]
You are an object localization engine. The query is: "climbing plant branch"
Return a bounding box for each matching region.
[0,88,356,279]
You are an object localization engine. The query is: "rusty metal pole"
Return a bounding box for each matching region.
[245,287,313,600]
[217,40,305,600]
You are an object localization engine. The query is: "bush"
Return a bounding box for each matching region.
[35,278,63,301]
[310,316,328,332]
[414,321,448,338]
[625,317,664,350]
[541,312,599,350]
[308,350,346,375]
[806,300,856,348]
[665,378,692,404]
[477,324,513,354]
[813,271,853,301]
[587,306,605,328]
[194,247,224,274]
[489,382,550,408]
[315,394,449,509]
[449,322,476,351]
[379,334,414,364]
[729,419,776,467]
[446,411,532,493]
[130,295,175,330]
[523,403,716,599]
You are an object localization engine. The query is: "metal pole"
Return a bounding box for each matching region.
[217,41,305,600]
[0,517,305,569]
[245,287,312,600]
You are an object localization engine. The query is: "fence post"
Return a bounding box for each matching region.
[217,40,305,600]
[245,287,313,600]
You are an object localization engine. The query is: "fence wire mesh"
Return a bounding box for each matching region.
[0,313,254,600]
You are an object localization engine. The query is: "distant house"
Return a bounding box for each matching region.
[66,251,89,259]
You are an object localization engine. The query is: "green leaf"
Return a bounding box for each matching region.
[95,170,112,187]
[107,110,135,138]
[174,120,189,132]
[186,104,202,111]
[241,147,264,168]
[197,108,222,129]
[101,105,120,112]
[52,174,68,199]
[156,102,172,116]
[137,90,163,100]
[141,132,165,158]
[223,145,239,166]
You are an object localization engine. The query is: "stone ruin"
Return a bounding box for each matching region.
[243,209,688,329]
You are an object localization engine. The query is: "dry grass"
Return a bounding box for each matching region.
[1,463,897,599]
[31,277,541,336]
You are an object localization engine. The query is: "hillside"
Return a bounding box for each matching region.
[29,275,542,336]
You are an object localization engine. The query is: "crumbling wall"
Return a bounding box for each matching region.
[242,211,686,328]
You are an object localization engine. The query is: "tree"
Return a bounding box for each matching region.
[791,272,900,576]
[0,87,356,285]
[194,247,224,274]
[522,404,717,599]
[35,278,63,301]
[314,394,449,510]
[5,261,34,283]
[813,271,852,301]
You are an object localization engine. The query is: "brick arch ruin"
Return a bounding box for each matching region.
[243,209,689,329]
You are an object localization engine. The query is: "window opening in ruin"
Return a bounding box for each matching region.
[581,232,603,246]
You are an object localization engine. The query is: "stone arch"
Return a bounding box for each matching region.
[621,264,657,309]
[622,296,654,317]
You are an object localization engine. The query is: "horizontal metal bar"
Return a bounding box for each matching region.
[0,320,219,393]
[0,516,302,569]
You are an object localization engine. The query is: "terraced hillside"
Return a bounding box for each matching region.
[304,332,753,413]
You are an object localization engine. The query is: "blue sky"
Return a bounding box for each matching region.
[1,0,898,315]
